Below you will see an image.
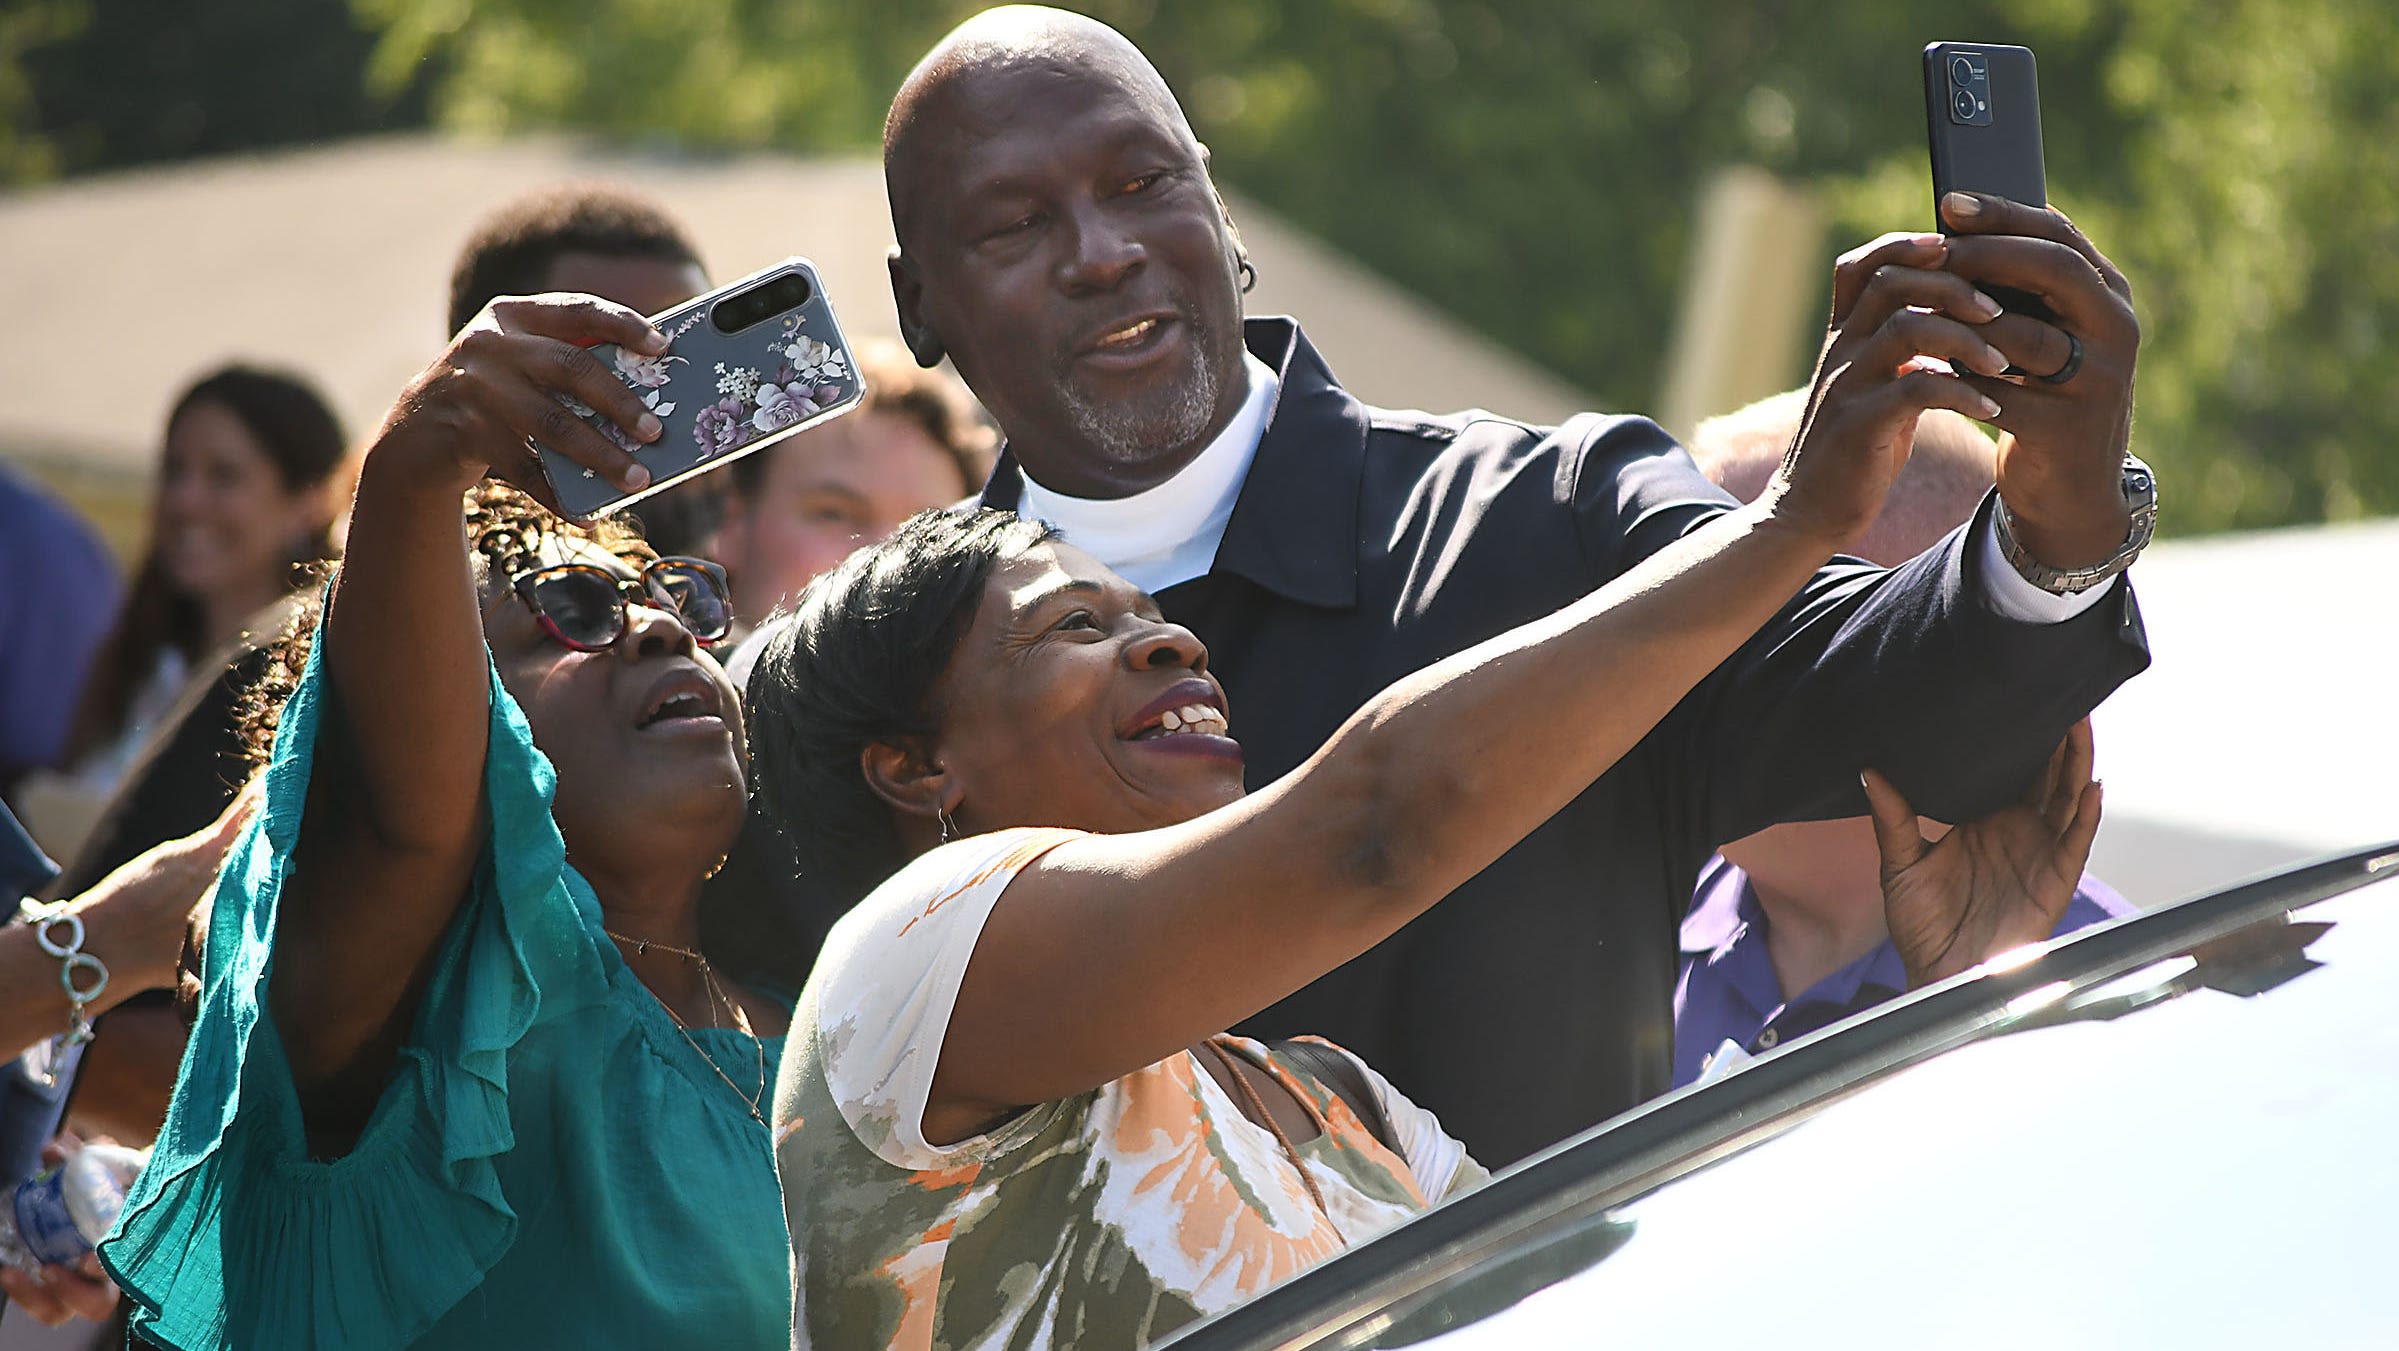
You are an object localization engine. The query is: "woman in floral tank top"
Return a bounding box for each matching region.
[749,500,2100,1342]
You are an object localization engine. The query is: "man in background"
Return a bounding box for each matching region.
[446,184,718,555]
[1675,389,2135,1086]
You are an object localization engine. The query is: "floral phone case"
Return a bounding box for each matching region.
[537,257,864,519]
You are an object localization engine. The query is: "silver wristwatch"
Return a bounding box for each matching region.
[1993,455,2157,595]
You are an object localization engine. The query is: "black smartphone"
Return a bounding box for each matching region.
[1924,41,2052,320]
[537,257,867,519]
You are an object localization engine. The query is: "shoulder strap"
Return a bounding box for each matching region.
[1270,1038,1401,1158]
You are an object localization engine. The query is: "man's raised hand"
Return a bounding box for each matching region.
[1770,232,2011,551]
[1938,192,2142,570]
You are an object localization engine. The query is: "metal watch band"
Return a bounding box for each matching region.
[1994,456,2158,595]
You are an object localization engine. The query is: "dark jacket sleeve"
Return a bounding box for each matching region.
[1563,414,2152,852]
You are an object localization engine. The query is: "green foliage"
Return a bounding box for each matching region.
[0,0,85,183]
[1817,0,2399,531]
[335,1,2399,527]
[8,0,426,179]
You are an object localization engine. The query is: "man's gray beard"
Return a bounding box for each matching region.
[1057,337,1226,473]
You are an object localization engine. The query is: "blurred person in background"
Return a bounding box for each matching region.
[449,182,718,555]
[13,366,343,1155]
[1674,389,2134,1087]
[713,337,994,659]
[0,464,121,802]
[878,7,2154,1164]
[15,366,343,868]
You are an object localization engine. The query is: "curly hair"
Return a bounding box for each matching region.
[745,508,1057,907]
[232,482,651,771]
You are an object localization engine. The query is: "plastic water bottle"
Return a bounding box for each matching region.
[0,1143,144,1272]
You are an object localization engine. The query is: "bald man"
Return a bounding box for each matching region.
[1676,392,2135,1087]
[880,6,2153,1163]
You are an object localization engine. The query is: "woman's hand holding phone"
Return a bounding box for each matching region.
[374,294,667,514]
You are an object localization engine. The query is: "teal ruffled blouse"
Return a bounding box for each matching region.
[98,637,791,1349]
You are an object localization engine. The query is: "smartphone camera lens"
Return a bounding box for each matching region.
[1950,55,1976,85]
[1953,87,1980,121]
[710,271,816,334]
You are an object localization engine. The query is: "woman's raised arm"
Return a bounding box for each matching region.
[928,234,2018,1138]
[267,296,662,1133]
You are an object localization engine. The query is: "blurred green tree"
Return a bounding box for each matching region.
[343,0,2399,530]
[4,0,426,182]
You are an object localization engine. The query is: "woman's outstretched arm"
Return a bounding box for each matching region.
[267,296,662,1138]
[929,233,2021,1139]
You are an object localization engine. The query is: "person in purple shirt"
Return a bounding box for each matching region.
[1675,840,2132,1086]
[1674,391,2135,1088]
[0,462,122,797]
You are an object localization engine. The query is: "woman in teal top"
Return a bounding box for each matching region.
[97,295,793,1348]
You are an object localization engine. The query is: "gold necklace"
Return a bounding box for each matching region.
[606,930,770,1129]
[1205,1039,1344,1244]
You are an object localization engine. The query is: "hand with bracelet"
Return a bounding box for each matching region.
[1934,190,2150,585]
[4,783,256,1062]
[1821,192,2150,596]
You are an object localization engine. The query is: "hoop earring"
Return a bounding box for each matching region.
[1237,257,1258,294]
[938,807,959,844]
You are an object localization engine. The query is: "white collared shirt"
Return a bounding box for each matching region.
[1014,352,1280,596]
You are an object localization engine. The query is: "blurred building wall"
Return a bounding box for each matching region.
[0,133,1598,558]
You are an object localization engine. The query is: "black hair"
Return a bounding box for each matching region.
[446,183,703,336]
[745,507,1057,906]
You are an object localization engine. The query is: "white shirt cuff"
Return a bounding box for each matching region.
[1973,510,2118,624]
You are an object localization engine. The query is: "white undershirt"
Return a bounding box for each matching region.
[1013,352,2108,621]
[1976,515,2116,622]
[1014,353,1279,596]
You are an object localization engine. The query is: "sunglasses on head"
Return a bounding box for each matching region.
[507,556,733,652]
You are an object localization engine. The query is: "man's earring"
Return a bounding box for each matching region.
[938,807,959,844]
[1237,257,1258,294]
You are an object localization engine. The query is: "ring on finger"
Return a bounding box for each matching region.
[2038,331,2085,386]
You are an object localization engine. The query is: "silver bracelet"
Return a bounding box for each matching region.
[16,900,110,1046]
